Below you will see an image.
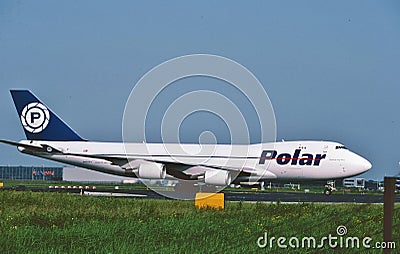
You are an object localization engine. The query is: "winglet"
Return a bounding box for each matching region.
[10,90,85,141]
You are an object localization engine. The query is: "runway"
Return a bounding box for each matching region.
[80,189,399,203]
[222,191,398,203]
[5,185,398,203]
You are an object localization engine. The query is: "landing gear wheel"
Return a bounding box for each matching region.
[324,188,332,196]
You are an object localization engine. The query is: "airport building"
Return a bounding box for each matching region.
[63,167,133,183]
[0,166,63,181]
[0,166,135,183]
[0,166,175,185]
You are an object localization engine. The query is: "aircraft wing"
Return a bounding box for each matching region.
[0,139,61,153]
[60,151,262,179]
[69,152,258,173]
[61,151,278,181]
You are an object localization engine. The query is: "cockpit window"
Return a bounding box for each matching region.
[335,146,347,149]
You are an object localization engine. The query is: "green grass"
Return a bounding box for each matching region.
[0,191,398,253]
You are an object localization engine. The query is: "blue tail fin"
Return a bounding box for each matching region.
[10,90,85,141]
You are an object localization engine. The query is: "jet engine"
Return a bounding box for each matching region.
[137,162,166,179]
[204,170,231,186]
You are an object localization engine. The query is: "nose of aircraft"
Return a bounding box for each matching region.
[357,155,372,173]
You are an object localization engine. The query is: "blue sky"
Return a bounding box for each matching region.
[0,1,399,180]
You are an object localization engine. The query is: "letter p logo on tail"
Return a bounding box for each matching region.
[20,102,50,133]
[10,90,85,141]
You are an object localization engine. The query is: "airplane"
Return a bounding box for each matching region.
[0,90,372,196]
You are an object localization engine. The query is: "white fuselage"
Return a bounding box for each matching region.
[18,140,371,181]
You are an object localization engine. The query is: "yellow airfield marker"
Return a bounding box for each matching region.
[195,192,225,210]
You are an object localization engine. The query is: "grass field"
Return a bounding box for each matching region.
[0,191,398,253]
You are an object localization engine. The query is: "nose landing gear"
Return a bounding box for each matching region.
[324,180,336,195]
